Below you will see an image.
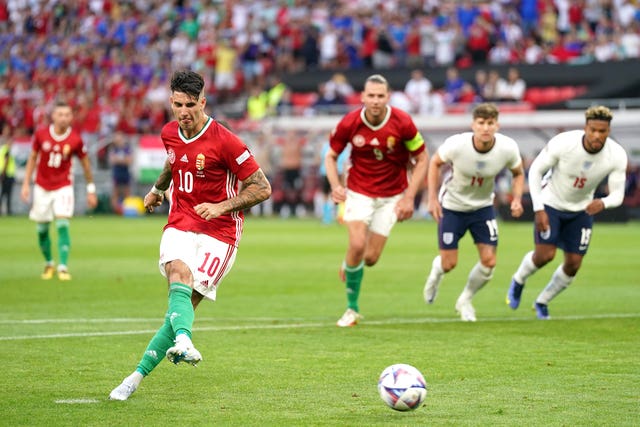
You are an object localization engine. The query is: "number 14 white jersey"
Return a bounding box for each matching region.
[438,132,522,212]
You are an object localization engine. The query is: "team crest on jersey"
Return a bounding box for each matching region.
[443,232,454,245]
[352,134,366,147]
[167,148,176,164]
[476,161,486,170]
[387,136,396,152]
[196,153,206,178]
[196,153,205,170]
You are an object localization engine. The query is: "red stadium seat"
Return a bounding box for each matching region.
[290,92,318,107]
[345,92,362,106]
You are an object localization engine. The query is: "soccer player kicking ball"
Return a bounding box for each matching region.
[21,100,98,280]
[422,103,524,321]
[325,74,429,327]
[109,70,271,400]
[506,106,628,319]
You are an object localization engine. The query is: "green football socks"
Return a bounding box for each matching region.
[167,283,194,338]
[345,261,364,312]
[136,315,175,376]
[135,283,195,376]
[56,219,70,267]
[37,222,52,263]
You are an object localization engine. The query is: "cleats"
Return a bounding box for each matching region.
[423,275,440,304]
[506,278,524,310]
[41,264,55,280]
[166,336,202,366]
[109,381,137,401]
[57,268,72,281]
[336,308,362,327]
[534,302,550,320]
[455,299,477,322]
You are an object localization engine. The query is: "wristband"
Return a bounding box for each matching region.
[86,183,96,194]
[151,185,165,196]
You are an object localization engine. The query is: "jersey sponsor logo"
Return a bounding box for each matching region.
[352,134,366,147]
[235,150,250,165]
[167,148,176,164]
[196,153,205,170]
[370,137,380,146]
[43,141,52,151]
[180,154,188,162]
[443,232,454,245]
[476,161,486,170]
[583,161,593,170]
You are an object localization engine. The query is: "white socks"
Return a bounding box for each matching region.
[514,250,538,284]
[536,264,573,304]
[426,255,444,285]
[458,262,494,302]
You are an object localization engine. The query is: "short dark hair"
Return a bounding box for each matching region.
[472,103,499,120]
[585,105,613,123]
[170,70,205,100]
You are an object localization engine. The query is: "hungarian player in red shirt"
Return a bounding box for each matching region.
[325,74,429,327]
[110,70,271,400]
[20,100,97,281]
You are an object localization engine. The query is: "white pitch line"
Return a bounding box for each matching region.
[0,313,638,341]
[55,399,100,404]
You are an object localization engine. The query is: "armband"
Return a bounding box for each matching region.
[86,183,96,194]
[151,185,165,196]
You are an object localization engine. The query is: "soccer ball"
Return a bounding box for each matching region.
[378,363,427,411]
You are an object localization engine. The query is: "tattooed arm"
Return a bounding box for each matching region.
[194,168,272,220]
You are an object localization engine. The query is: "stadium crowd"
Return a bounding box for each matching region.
[1,0,640,137]
[1,0,639,217]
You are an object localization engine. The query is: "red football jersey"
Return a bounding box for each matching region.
[161,118,260,247]
[329,106,425,197]
[32,125,88,191]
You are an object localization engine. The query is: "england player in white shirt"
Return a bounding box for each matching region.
[423,103,525,321]
[507,106,628,319]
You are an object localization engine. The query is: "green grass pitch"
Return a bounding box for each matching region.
[0,215,638,426]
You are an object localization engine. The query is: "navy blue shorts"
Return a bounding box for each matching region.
[438,206,498,250]
[535,205,593,255]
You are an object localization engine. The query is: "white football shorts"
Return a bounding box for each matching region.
[342,190,402,237]
[29,184,74,222]
[159,227,237,301]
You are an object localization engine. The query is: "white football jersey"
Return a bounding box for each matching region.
[528,130,628,212]
[438,132,522,212]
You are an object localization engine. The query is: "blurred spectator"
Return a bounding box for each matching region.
[214,37,239,104]
[373,28,395,69]
[108,131,132,215]
[0,126,15,215]
[246,85,269,120]
[443,67,466,104]
[495,67,527,102]
[279,131,303,218]
[323,73,354,105]
[466,15,493,64]
[472,69,488,102]
[483,69,501,101]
